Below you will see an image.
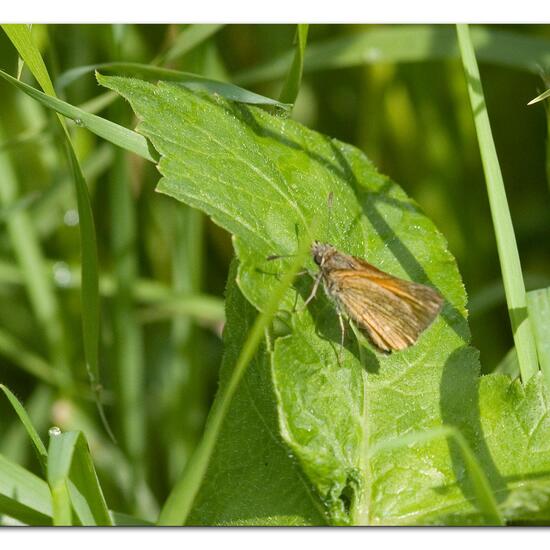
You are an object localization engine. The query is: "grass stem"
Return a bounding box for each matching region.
[456,24,538,383]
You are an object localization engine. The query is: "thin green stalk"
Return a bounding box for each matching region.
[527,289,550,391]
[456,24,538,383]
[157,233,313,525]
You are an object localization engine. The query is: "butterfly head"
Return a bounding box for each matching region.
[311,241,334,267]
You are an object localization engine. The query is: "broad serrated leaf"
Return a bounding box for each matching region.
[98,74,550,525]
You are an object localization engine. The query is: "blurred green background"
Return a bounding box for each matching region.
[0,24,549,519]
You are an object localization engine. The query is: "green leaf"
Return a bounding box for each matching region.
[0,384,48,470]
[47,430,112,526]
[0,453,52,525]
[100,74,550,525]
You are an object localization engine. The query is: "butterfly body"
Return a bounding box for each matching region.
[311,241,443,352]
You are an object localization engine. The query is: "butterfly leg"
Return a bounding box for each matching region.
[301,271,323,309]
[337,311,346,364]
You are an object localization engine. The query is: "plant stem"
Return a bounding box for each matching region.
[157,233,312,525]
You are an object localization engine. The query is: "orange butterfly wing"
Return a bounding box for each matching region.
[327,258,443,352]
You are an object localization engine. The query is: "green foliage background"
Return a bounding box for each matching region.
[1,24,550,525]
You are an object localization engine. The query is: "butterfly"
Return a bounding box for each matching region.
[306,241,444,352]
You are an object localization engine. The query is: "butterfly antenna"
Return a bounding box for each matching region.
[267,253,296,261]
[326,191,334,241]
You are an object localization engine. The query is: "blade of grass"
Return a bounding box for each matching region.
[2,24,113,439]
[369,426,504,525]
[55,62,291,110]
[52,398,158,520]
[527,288,550,391]
[279,24,309,106]
[0,453,52,525]
[0,68,157,163]
[0,385,48,470]
[456,24,538,383]
[0,386,52,467]
[47,430,112,526]
[0,92,118,154]
[157,227,314,525]
[46,431,72,526]
[0,454,149,526]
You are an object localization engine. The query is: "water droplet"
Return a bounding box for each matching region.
[53,262,73,288]
[63,209,79,226]
[49,426,61,437]
[74,118,84,127]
